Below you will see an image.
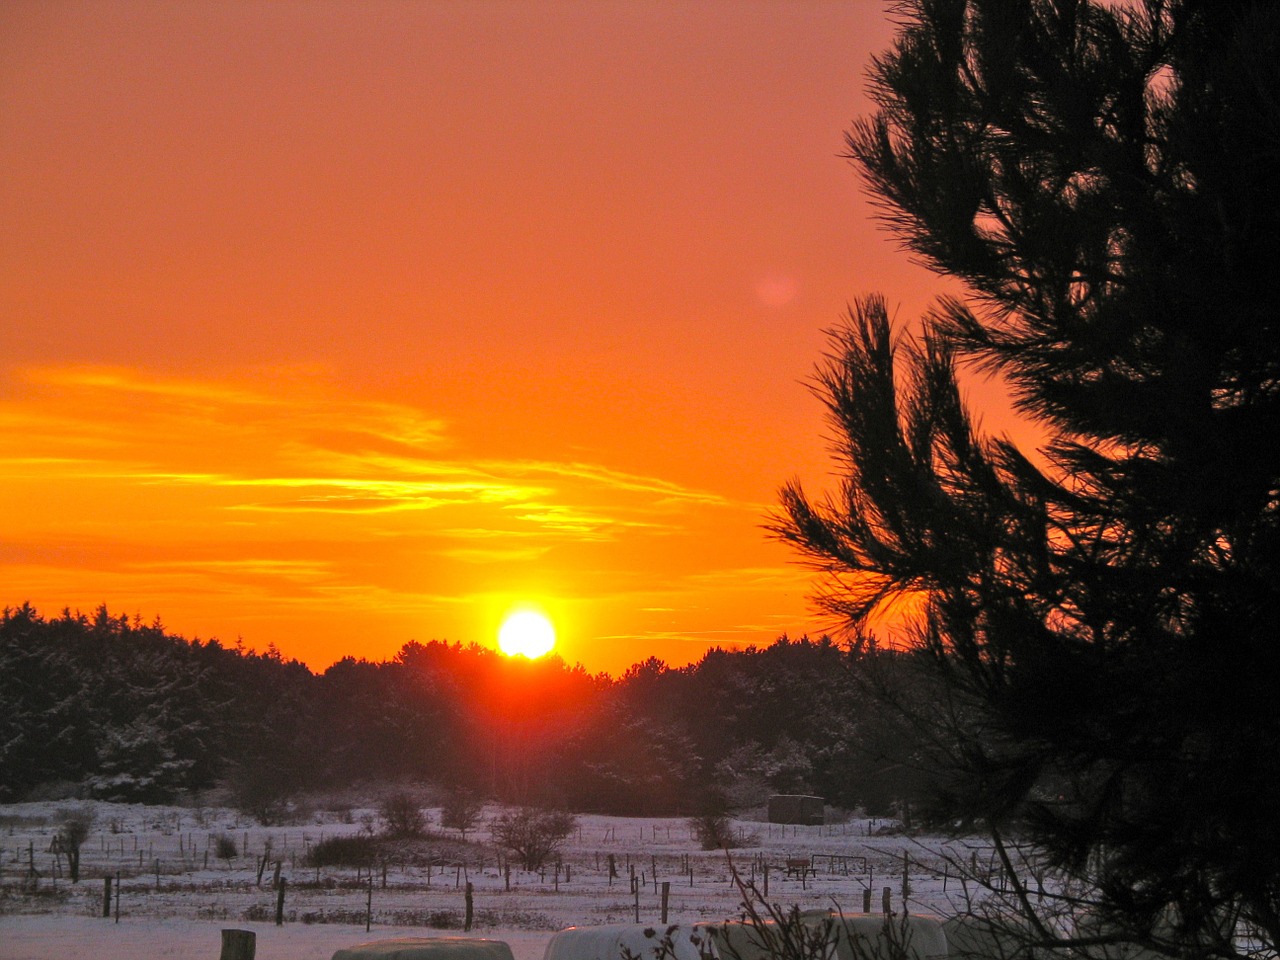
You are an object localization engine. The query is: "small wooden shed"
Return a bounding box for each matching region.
[767,794,825,825]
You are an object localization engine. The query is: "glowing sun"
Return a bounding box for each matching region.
[498,610,556,659]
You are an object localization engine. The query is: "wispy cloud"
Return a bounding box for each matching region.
[437,544,554,563]
[1,362,750,558]
[488,459,731,507]
[0,363,816,669]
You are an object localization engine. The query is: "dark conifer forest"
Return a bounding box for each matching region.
[0,602,930,818]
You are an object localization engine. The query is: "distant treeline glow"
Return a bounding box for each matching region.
[0,603,935,818]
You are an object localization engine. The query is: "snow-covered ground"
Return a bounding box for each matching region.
[0,916,555,960]
[0,801,991,960]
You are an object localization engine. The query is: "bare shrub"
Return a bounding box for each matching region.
[440,787,485,839]
[306,834,378,868]
[489,807,575,871]
[689,812,738,850]
[227,762,297,825]
[379,791,428,838]
[55,807,95,883]
[214,833,238,865]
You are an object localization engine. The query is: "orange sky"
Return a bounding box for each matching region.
[0,1,985,675]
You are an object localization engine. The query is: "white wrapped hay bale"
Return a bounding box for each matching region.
[826,913,949,960]
[333,936,517,960]
[543,924,713,960]
[701,911,944,960]
[701,917,836,960]
[1069,911,1180,960]
[942,915,1039,960]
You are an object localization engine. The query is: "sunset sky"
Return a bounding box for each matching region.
[0,1,987,676]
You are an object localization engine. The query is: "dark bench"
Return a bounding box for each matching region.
[784,857,816,879]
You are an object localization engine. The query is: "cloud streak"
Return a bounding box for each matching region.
[0,364,810,670]
[4,366,726,531]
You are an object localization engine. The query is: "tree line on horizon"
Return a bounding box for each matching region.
[0,601,937,820]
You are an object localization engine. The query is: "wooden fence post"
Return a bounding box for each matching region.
[661,882,670,924]
[464,882,474,932]
[220,929,256,960]
[275,878,286,926]
[102,875,112,918]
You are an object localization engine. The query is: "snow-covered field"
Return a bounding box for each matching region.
[0,801,990,960]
